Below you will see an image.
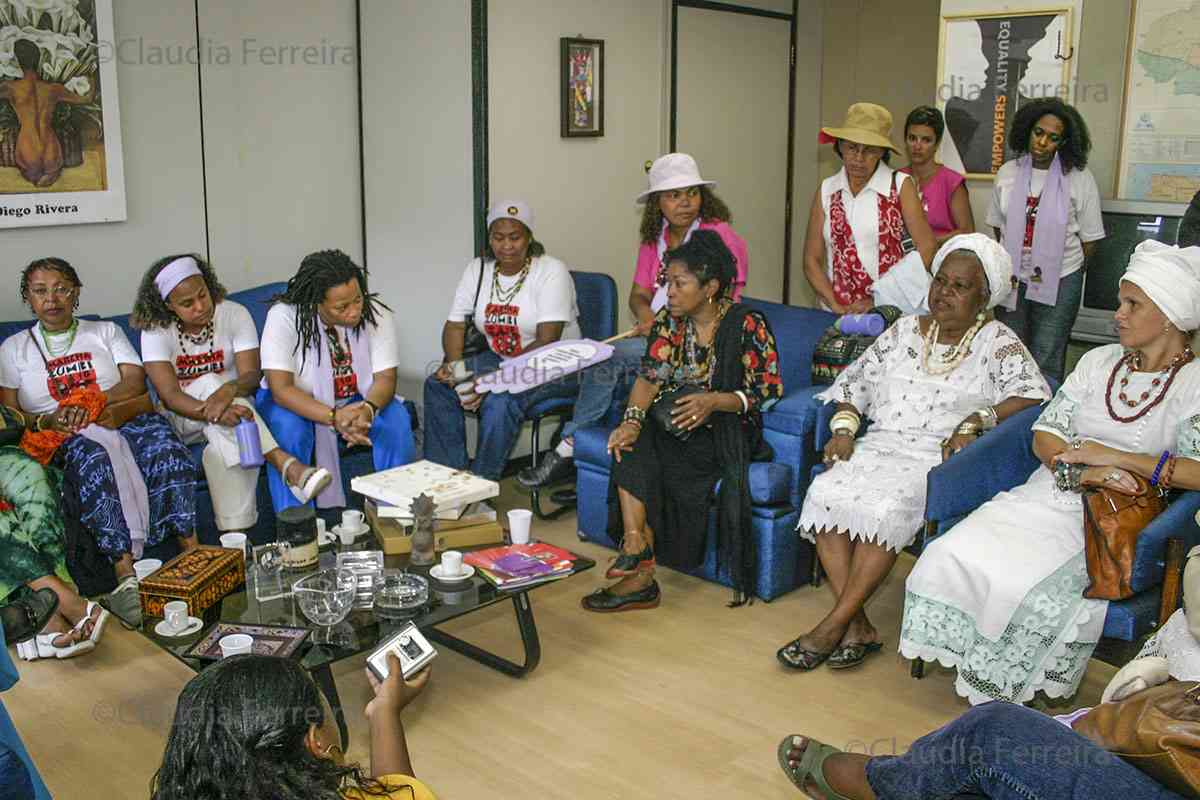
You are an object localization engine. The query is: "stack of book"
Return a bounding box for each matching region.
[464,543,578,590]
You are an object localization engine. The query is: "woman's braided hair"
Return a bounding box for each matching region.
[131,253,228,330]
[20,257,82,310]
[271,249,390,368]
[638,185,732,245]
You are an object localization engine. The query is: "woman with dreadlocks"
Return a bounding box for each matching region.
[132,254,332,533]
[256,250,414,512]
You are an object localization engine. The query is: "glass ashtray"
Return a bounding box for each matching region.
[373,571,429,619]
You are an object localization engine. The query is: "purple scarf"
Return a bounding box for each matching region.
[1003,153,1070,308]
[308,323,373,508]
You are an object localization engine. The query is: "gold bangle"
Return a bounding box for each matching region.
[328,407,337,426]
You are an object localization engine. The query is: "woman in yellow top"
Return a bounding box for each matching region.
[151,653,435,800]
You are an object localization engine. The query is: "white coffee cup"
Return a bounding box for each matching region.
[133,558,162,581]
[341,509,365,531]
[441,550,464,577]
[448,359,472,382]
[219,532,247,552]
[507,509,533,545]
[219,633,253,658]
[163,600,189,634]
[337,526,358,547]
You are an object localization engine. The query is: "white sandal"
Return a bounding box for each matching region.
[71,600,110,645]
[282,457,333,503]
[16,630,95,661]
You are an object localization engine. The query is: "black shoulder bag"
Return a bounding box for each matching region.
[461,259,491,358]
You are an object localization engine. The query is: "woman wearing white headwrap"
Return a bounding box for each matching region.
[778,234,1051,671]
[900,241,1200,706]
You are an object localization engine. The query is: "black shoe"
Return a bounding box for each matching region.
[0,587,60,645]
[605,545,655,579]
[517,451,575,489]
[580,580,660,613]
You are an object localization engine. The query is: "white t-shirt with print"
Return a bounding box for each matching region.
[447,255,581,357]
[140,300,259,392]
[259,302,400,396]
[0,320,142,414]
[986,161,1105,278]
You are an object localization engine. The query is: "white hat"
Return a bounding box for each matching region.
[486,199,534,231]
[635,153,716,203]
[933,233,1015,309]
[1122,240,1200,332]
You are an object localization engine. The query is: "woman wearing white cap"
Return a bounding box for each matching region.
[803,102,937,314]
[778,235,1049,671]
[901,241,1200,706]
[425,200,581,480]
[132,254,332,534]
[518,153,748,490]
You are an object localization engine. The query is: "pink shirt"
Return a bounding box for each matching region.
[633,219,749,300]
[900,164,965,239]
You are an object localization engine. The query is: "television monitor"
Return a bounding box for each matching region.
[1071,199,1190,345]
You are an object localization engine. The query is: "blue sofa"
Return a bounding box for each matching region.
[0,282,409,550]
[573,298,838,601]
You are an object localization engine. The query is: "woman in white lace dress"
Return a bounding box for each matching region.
[900,241,1200,705]
[777,235,1050,671]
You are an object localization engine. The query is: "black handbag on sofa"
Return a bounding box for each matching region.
[811,305,902,385]
[649,384,705,442]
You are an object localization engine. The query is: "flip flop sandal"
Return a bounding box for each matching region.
[282,457,333,503]
[827,641,883,670]
[776,637,833,671]
[777,735,853,800]
[71,600,110,645]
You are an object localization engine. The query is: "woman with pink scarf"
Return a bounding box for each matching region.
[987,98,1105,382]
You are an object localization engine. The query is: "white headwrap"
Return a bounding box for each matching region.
[1122,240,1200,332]
[931,233,1014,309]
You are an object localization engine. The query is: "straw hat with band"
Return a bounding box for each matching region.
[818,102,900,154]
[636,153,716,203]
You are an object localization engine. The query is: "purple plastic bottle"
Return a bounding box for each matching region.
[235,419,265,468]
[836,313,885,337]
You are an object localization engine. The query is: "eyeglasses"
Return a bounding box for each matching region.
[28,286,76,300]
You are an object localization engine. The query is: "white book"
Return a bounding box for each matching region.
[372,500,497,524]
[351,460,499,514]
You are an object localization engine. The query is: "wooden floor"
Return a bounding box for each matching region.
[5,484,1116,799]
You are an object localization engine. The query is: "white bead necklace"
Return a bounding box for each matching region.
[921,315,985,376]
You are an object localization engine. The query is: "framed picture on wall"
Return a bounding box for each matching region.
[561,37,604,138]
[935,8,1074,180]
[0,0,128,228]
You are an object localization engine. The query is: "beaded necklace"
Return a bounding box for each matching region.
[921,315,985,376]
[490,257,532,305]
[39,318,78,358]
[176,320,215,367]
[325,325,349,365]
[683,301,729,381]
[1104,347,1194,423]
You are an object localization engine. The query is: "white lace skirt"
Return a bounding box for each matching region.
[797,430,942,552]
[1138,608,1200,681]
[899,468,1107,705]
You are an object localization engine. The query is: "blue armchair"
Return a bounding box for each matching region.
[911,402,1200,677]
[573,297,837,600]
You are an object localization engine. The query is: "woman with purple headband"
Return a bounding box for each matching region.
[133,254,332,534]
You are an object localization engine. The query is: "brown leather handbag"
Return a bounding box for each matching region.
[95,392,155,429]
[1082,473,1167,601]
[1073,680,1200,796]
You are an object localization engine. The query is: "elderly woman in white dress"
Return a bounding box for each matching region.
[777,234,1050,671]
[900,241,1200,706]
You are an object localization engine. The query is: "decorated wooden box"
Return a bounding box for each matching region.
[139,546,245,618]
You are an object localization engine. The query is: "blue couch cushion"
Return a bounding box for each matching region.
[227,283,288,339]
[742,298,836,392]
[761,386,823,438]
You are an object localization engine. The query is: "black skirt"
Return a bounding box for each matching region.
[607,419,722,571]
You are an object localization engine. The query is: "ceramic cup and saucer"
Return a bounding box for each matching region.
[155,600,203,638]
[428,550,474,583]
[331,510,370,546]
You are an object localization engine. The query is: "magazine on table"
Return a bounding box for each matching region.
[464,542,577,589]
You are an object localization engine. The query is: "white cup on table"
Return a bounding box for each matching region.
[219,532,247,553]
[132,558,162,581]
[507,509,533,545]
[342,509,365,530]
[440,550,464,577]
[163,600,189,634]
[219,633,253,658]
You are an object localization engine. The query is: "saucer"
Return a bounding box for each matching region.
[331,523,369,539]
[154,616,203,638]
[429,564,475,583]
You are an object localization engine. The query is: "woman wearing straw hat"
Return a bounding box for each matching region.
[517,153,749,491]
[803,103,936,314]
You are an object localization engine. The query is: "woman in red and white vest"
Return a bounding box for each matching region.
[803,102,936,314]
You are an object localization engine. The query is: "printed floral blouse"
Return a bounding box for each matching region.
[640,305,783,413]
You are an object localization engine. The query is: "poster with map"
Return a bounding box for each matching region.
[1116,0,1200,202]
[0,0,126,229]
[936,9,1074,179]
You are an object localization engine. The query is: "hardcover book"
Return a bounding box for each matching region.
[351,460,499,513]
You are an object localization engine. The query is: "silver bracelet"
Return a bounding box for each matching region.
[976,406,999,431]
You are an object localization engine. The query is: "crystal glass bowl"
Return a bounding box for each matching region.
[373,571,429,619]
[293,568,357,626]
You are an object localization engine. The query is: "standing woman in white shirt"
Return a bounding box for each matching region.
[803,102,937,313]
[987,97,1105,383]
[256,250,415,513]
[0,258,199,627]
[424,200,581,480]
[132,254,331,535]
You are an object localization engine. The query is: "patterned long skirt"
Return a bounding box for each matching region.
[59,413,197,559]
[0,447,71,603]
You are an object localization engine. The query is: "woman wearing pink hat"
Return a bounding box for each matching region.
[425,200,582,480]
[518,154,749,490]
[803,102,937,314]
